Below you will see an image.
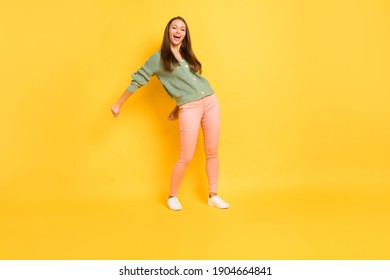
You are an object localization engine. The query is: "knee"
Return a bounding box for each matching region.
[205,145,218,158]
[178,153,194,165]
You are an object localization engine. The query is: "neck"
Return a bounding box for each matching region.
[170,44,181,54]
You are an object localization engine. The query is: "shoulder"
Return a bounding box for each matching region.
[142,50,161,72]
[144,50,161,66]
[148,50,161,61]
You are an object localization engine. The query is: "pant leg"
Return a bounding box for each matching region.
[169,100,202,197]
[201,94,220,194]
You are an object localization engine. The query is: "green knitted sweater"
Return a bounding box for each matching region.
[127,51,214,106]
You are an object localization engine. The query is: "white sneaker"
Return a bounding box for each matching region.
[167,197,182,211]
[208,195,229,209]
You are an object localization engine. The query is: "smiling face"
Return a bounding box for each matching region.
[168,19,187,48]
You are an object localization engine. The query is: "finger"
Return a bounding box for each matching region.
[111,109,119,117]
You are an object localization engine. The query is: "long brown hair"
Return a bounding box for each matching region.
[160,16,202,74]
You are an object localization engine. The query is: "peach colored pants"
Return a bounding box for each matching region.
[169,94,220,197]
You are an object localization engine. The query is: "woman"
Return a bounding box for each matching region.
[111,16,229,211]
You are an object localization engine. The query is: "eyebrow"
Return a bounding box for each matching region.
[171,24,186,29]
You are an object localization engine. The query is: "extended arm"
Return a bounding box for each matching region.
[111,89,132,117]
[111,52,159,118]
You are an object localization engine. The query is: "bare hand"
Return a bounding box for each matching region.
[111,104,121,117]
[168,107,179,121]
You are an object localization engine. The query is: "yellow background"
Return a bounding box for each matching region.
[1,0,389,259]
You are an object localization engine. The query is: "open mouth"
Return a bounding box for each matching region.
[173,35,181,40]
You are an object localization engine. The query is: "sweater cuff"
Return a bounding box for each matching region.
[127,84,138,94]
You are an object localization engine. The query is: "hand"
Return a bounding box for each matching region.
[111,104,121,117]
[168,107,179,121]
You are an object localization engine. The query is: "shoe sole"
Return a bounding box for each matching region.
[208,201,229,209]
[167,204,182,211]
[168,208,182,211]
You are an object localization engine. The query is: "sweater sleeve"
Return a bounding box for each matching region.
[127,52,160,93]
